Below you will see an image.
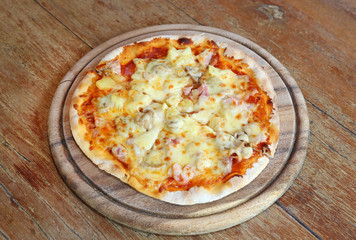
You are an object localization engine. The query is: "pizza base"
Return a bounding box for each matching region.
[70,35,279,205]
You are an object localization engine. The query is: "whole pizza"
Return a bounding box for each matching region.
[70,35,279,205]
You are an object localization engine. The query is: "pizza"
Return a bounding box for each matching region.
[70,35,279,205]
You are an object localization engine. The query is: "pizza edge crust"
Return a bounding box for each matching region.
[69,35,280,205]
[224,44,280,156]
[69,71,130,183]
[161,156,269,205]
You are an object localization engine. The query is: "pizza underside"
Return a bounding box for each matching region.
[70,35,279,205]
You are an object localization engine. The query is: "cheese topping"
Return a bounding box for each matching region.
[76,39,275,194]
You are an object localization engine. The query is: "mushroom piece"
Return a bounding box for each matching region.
[216,131,244,150]
[234,131,249,143]
[221,156,233,174]
[135,109,155,131]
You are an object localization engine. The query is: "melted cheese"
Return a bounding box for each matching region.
[86,44,271,192]
[115,115,145,139]
[111,94,126,109]
[219,101,251,134]
[244,123,267,146]
[97,94,114,112]
[162,116,223,175]
[131,54,193,104]
[124,91,152,116]
[178,99,193,112]
[208,65,248,90]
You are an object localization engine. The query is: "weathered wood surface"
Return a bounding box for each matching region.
[0,0,355,239]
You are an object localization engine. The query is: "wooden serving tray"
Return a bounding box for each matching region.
[48,24,309,235]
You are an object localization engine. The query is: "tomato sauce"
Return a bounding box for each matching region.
[137,47,169,59]
[121,60,136,78]
[159,176,221,192]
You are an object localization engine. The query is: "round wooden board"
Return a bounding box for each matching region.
[48,24,309,235]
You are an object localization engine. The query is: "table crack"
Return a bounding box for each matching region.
[276,201,323,240]
[0,182,52,240]
[0,229,9,240]
[310,131,351,162]
[166,0,203,25]
[33,0,92,49]
[305,98,355,136]
[2,139,31,163]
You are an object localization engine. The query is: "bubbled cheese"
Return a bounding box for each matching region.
[110,94,126,110]
[241,146,253,159]
[115,115,145,138]
[124,91,152,115]
[244,123,267,145]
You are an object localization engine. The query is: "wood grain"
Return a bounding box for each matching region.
[36,0,197,47]
[0,0,355,239]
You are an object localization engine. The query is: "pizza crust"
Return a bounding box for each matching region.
[161,156,269,205]
[70,72,130,182]
[70,35,280,205]
[100,34,211,64]
[223,44,280,156]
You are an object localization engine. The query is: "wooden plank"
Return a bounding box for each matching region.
[278,136,356,239]
[306,100,355,166]
[36,0,197,47]
[109,204,316,240]
[0,165,48,240]
[325,0,356,15]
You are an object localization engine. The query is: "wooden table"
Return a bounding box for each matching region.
[0,0,355,239]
